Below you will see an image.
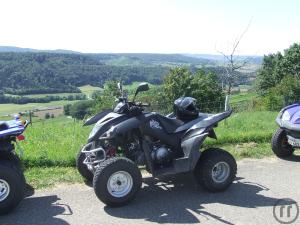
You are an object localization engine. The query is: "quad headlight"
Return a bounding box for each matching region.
[281,111,291,121]
[88,126,99,139]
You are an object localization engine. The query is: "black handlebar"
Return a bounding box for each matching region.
[135,102,150,107]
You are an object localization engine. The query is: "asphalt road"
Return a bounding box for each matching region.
[1,155,300,225]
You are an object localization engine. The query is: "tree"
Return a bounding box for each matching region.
[256,52,284,95]
[92,80,121,113]
[163,67,192,103]
[70,100,94,120]
[217,21,251,95]
[163,67,224,111]
[256,43,300,109]
[256,43,300,95]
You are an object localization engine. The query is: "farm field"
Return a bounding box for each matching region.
[0,85,102,115]
[0,100,77,115]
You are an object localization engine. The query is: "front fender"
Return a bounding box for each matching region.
[83,109,112,126]
[108,116,144,139]
[88,112,128,142]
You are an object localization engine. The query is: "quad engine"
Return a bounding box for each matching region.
[151,145,173,166]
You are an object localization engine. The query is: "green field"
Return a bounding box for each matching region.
[0,100,76,115]
[79,85,102,96]
[0,85,103,115]
[230,92,258,104]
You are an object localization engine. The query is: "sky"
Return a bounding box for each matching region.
[0,0,299,55]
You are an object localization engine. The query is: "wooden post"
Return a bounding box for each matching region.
[29,111,32,126]
[224,95,230,126]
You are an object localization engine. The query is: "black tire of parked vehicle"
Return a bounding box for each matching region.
[76,148,93,182]
[271,128,295,158]
[194,148,237,192]
[0,160,25,215]
[93,157,142,207]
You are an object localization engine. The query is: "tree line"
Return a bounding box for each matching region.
[256,43,300,109]
[0,92,86,104]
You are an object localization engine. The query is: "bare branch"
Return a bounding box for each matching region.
[215,18,253,95]
[230,18,252,57]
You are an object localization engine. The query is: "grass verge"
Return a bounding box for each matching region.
[24,167,83,189]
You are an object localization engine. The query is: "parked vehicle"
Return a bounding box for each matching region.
[77,82,236,206]
[0,116,29,215]
[272,103,300,157]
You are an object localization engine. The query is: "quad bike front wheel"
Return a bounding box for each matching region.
[0,160,25,215]
[93,157,142,207]
[76,148,93,182]
[194,148,237,192]
[271,128,294,158]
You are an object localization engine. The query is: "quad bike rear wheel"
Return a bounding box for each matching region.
[271,128,294,158]
[93,157,142,207]
[194,148,237,192]
[0,160,25,215]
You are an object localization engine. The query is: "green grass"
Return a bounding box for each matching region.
[24,167,83,189]
[230,92,258,104]
[216,142,273,159]
[20,116,89,167]
[205,111,278,145]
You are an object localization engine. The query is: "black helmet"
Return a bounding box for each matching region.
[173,97,199,120]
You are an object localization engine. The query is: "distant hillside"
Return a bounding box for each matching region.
[0,46,80,54]
[185,53,263,64]
[0,47,261,95]
[0,52,169,95]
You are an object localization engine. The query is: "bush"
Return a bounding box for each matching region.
[45,113,50,119]
[70,100,94,120]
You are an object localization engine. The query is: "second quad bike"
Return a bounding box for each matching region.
[0,116,29,215]
[272,103,300,157]
[77,82,237,206]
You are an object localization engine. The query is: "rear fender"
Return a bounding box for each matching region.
[181,132,208,170]
[182,110,231,138]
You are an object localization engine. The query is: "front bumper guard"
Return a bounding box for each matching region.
[81,142,106,166]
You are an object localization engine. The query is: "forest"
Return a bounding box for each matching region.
[0,51,258,96]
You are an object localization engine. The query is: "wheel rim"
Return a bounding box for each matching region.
[0,179,10,202]
[107,171,133,198]
[211,162,230,183]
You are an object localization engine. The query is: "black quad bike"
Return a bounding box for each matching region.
[0,116,29,215]
[77,82,237,206]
